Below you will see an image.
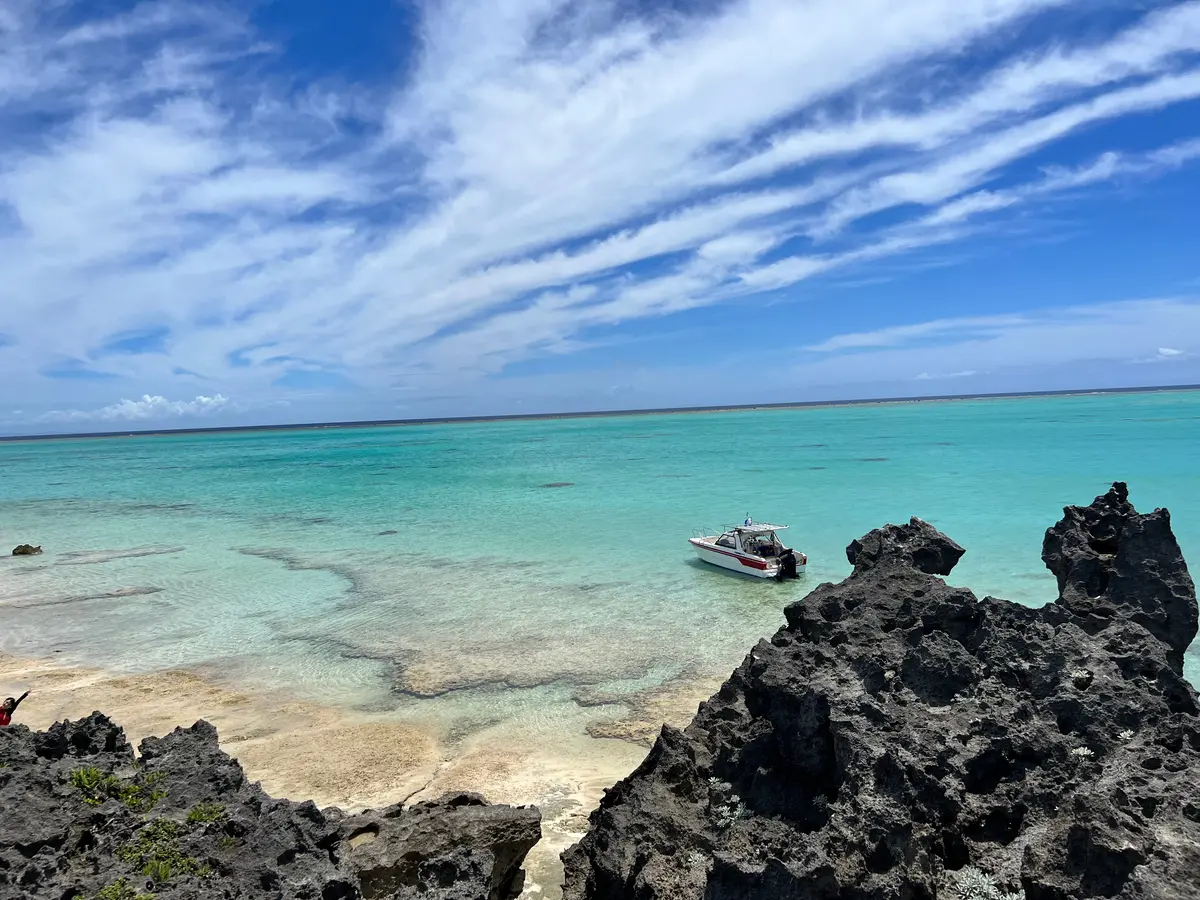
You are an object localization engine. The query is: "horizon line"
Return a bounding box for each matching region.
[3,382,1198,443]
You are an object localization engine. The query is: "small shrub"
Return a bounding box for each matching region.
[711,794,747,830]
[1070,746,1094,758]
[122,782,168,812]
[117,819,204,884]
[186,802,226,825]
[69,766,165,811]
[94,877,154,900]
[1118,729,1135,741]
[143,860,173,885]
[70,767,123,807]
[950,865,1024,900]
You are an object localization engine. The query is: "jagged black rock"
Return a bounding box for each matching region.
[561,483,1200,900]
[0,715,540,899]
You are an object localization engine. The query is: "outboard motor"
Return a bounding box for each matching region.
[776,548,799,581]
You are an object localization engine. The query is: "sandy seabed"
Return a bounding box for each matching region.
[0,653,720,897]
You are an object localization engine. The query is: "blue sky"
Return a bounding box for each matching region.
[1,0,1199,433]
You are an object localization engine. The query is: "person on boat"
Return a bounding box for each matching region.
[0,691,29,727]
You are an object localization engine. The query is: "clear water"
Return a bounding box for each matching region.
[2,391,1198,729]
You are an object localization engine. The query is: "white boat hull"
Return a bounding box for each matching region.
[689,538,803,579]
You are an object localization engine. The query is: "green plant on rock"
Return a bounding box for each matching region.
[122,781,168,812]
[951,866,1024,900]
[68,766,165,811]
[186,802,226,825]
[117,819,207,884]
[142,860,173,885]
[711,794,747,830]
[94,877,155,900]
[70,766,124,806]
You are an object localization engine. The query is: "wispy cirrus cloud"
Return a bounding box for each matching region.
[799,298,1200,375]
[403,297,1200,414]
[804,315,1029,353]
[1,0,1199,428]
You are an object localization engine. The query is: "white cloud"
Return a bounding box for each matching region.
[804,315,1027,352]
[716,0,1200,188]
[914,370,979,381]
[1158,347,1183,357]
[40,394,229,423]
[813,72,1200,236]
[797,299,1200,380]
[365,297,1200,417]
[1,0,1199,424]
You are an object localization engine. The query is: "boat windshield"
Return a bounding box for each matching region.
[743,531,783,557]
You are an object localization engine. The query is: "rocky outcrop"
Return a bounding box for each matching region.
[562,484,1200,900]
[11,544,42,556]
[0,715,540,900]
[1043,482,1196,673]
[846,516,965,577]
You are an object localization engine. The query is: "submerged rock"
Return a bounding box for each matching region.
[11,544,42,556]
[0,715,540,900]
[562,483,1200,900]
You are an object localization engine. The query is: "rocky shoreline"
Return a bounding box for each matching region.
[4,483,1198,899]
[0,715,540,899]
[561,483,1200,899]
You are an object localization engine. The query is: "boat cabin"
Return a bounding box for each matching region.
[714,524,789,557]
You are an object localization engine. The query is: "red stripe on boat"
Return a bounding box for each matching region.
[691,541,769,570]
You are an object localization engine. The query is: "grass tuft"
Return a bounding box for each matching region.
[117,819,209,884]
[94,877,155,900]
[68,766,166,811]
[186,802,226,825]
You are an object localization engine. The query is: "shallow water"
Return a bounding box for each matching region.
[2,392,1198,708]
[3,391,1198,894]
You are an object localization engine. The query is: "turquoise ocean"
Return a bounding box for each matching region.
[2,389,1198,744]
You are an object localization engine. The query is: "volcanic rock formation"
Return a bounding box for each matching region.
[0,715,540,900]
[561,483,1200,900]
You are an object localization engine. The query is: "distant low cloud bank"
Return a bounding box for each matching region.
[40,394,230,424]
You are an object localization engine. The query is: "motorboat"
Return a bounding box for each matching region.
[689,517,806,580]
